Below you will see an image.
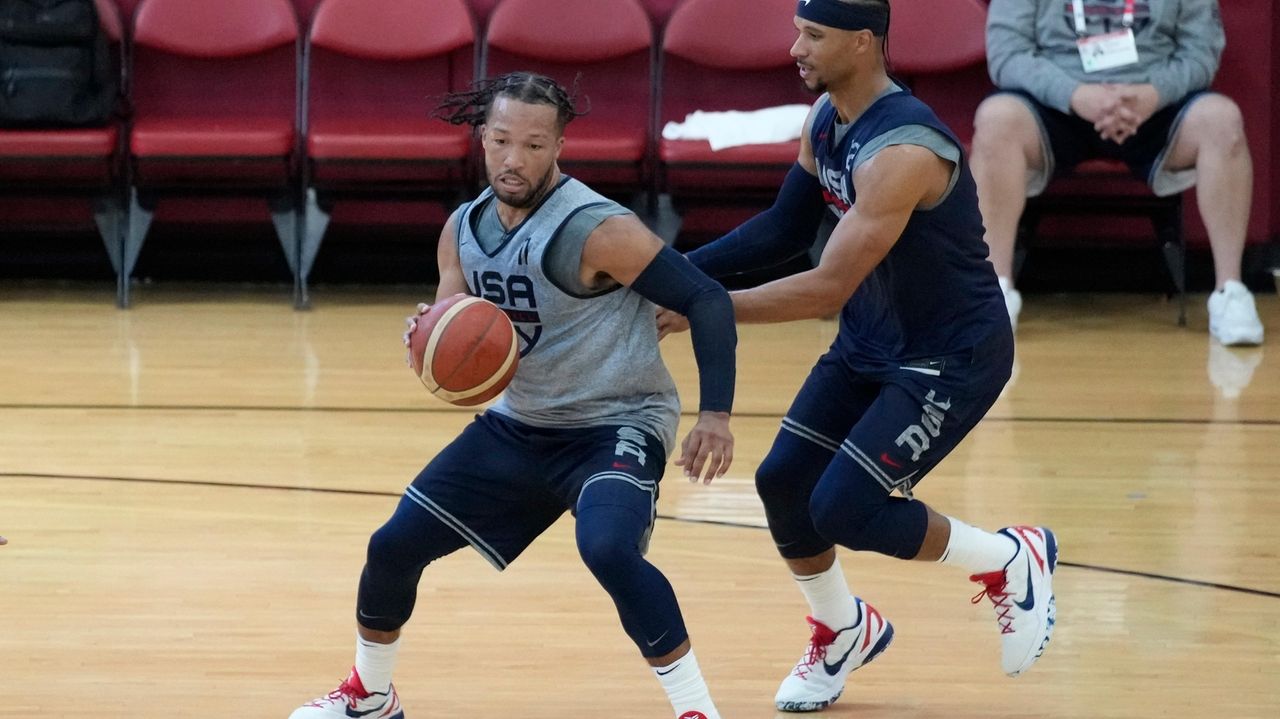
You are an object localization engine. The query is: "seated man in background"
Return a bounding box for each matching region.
[970,0,1264,345]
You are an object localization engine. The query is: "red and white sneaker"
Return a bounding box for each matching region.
[971,525,1058,677]
[289,667,404,719]
[773,597,894,712]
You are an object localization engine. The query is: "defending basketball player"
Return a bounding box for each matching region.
[289,73,736,719]
[658,0,1057,712]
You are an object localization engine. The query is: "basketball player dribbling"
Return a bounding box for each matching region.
[659,0,1057,712]
[289,73,738,719]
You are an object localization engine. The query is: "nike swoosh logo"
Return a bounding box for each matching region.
[880,452,902,469]
[655,661,680,676]
[1014,555,1036,611]
[646,630,669,648]
[822,626,864,676]
[829,637,860,670]
[358,609,387,620]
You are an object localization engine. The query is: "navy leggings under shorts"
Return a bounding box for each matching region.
[756,326,1014,560]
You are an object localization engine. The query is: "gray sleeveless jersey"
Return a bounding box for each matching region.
[456,177,679,454]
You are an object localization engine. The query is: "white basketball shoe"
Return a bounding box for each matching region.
[774,597,894,712]
[1208,280,1264,346]
[289,667,404,719]
[970,525,1058,677]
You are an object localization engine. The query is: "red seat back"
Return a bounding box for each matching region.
[306,0,475,181]
[483,0,653,187]
[658,0,808,204]
[660,0,807,126]
[130,0,298,133]
[887,0,990,144]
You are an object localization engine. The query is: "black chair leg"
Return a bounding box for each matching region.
[1153,196,1187,327]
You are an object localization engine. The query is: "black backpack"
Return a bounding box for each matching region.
[0,0,119,127]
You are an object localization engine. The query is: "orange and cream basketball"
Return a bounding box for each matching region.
[409,294,519,406]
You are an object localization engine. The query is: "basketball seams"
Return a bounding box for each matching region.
[436,305,501,391]
[433,321,518,403]
[418,297,519,405]
[419,296,485,393]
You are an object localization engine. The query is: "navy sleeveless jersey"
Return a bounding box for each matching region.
[811,89,1007,368]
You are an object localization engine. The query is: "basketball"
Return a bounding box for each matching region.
[409,294,519,406]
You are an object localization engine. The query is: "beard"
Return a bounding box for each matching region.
[490,164,557,209]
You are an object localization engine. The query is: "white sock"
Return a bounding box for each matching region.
[652,649,721,719]
[939,517,1017,574]
[793,558,858,629]
[354,634,400,695]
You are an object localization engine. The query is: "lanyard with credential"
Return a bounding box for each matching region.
[1072,0,1136,35]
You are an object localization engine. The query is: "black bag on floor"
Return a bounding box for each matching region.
[0,0,118,127]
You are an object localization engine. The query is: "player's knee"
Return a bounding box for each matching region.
[755,452,795,509]
[366,521,414,570]
[576,528,638,581]
[808,475,886,552]
[365,507,454,574]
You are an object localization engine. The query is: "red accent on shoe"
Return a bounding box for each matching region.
[1013,526,1046,571]
[324,667,371,709]
[792,617,838,679]
[678,712,708,719]
[861,605,880,652]
[971,571,1015,634]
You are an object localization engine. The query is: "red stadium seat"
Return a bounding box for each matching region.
[482,0,654,197]
[657,0,811,237]
[302,0,476,307]
[0,0,126,288]
[124,0,301,306]
[887,0,989,144]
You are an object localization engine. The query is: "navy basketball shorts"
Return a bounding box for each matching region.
[761,328,1013,558]
[402,411,665,570]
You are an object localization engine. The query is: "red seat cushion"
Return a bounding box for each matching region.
[131,118,294,156]
[1072,159,1131,175]
[660,138,799,165]
[307,119,471,160]
[1047,159,1154,197]
[0,127,118,157]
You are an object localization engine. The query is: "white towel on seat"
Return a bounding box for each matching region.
[661,104,811,151]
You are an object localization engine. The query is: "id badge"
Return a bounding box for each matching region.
[1077,28,1140,73]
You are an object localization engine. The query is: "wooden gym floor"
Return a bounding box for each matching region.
[1,284,1277,718]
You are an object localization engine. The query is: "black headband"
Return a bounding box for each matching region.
[796,0,889,35]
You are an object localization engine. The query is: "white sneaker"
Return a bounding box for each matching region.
[774,597,894,712]
[999,277,1022,332]
[970,526,1058,677]
[1208,280,1264,346]
[289,667,404,719]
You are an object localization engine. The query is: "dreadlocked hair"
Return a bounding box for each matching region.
[431,72,589,133]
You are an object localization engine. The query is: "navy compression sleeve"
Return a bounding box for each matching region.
[630,245,736,413]
[684,163,828,279]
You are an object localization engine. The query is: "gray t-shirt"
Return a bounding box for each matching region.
[454,177,680,453]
